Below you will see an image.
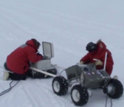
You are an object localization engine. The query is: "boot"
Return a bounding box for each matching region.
[3,72,9,80]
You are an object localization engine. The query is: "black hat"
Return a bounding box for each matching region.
[86,42,97,52]
[32,38,40,49]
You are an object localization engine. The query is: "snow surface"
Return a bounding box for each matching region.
[0,0,124,107]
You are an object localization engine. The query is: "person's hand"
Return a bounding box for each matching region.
[37,53,42,56]
[80,61,84,64]
[76,61,84,65]
[95,59,103,66]
[43,56,48,59]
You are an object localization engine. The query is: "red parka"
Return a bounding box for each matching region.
[80,41,114,75]
[6,39,43,74]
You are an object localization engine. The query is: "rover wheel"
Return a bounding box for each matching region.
[71,85,89,106]
[52,76,68,96]
[104,79,123,99]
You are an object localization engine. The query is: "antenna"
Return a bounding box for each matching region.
[103,52,108,71]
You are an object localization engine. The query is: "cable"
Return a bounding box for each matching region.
[105,95,113,107]
[0,80,20,96]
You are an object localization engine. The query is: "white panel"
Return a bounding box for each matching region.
[42,41,54,59]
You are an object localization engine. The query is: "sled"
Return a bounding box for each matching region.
[30,41,57,76]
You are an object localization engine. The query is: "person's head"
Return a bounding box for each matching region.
[31,38,40,49]
[86,42,97,52]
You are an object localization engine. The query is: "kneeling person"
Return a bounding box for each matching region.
[4,38,49,80]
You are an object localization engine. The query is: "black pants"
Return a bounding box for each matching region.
[4,63,46,80]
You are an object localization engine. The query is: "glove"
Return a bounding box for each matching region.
[76,61,84,65]
[95,60,103,66]
[77,61,85,67]
[43,56,48,60]
[37,53,42,56]
[80,61,84,64]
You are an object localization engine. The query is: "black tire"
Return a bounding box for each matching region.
[52,76,68,96]
[104,79,123,99]
[71,85,89,106]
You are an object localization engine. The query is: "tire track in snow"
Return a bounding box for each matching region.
[19,80,42,107]
[19,79,74,107]
[0,5,119,37]
[0,4,122,46]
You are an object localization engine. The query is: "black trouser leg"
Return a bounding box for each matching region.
[9,73,26,80]
[4,63,26,80]
[25,69,33,77]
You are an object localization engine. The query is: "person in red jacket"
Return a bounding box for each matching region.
[4,38,45,80]
[80,40,114,75]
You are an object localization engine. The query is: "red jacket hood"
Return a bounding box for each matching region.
[26,39,38,51]
[97,41,106,52]
[91,41,107,55]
